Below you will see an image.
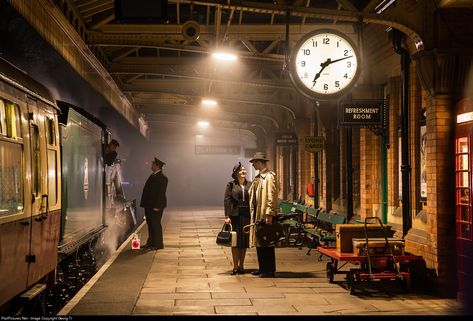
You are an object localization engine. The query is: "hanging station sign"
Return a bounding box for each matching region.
[339,100,385,126]
[275,132,298,146]
[195,145,240,155]
[304,136,324,153]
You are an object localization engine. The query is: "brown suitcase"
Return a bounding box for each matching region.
[336,224,394,253]
[352,238,405,256]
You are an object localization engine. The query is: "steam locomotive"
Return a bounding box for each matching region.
[0,58,136,315]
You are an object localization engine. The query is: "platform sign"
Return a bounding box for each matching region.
[339,100,384,126]
[276,132,298,145]
[195,145,240,155]
[304,136,324,153]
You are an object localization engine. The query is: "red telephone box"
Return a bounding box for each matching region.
[455,98,473,303]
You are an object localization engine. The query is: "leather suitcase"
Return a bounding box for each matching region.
[352,238,405,256]
[336,224,394,253]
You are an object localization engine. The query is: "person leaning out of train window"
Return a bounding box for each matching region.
[224,162,252,275]
[104,139,120,166]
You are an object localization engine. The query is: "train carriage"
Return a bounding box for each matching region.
[0,58,136,315]
[0,58,61,308]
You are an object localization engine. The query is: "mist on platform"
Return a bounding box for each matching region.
[121,123,257,210]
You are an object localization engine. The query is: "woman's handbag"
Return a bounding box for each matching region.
[216,223,237,247]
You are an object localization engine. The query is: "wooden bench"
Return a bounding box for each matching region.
[303,210,347,257]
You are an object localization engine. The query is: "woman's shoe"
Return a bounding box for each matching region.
[231,268,239,275]
[237,268,245,274]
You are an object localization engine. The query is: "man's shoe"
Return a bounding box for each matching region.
[251,270,262,276]
[259,272,275,278]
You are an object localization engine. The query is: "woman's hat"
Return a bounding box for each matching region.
[231,162,242,179]
[249,152,269,163]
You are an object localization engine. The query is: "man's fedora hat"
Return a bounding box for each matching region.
[153,157,166,166]
[249,152,269,163]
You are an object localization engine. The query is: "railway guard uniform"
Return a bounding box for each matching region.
[140,158,168,250]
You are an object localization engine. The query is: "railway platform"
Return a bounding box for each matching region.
[58,207,462,316]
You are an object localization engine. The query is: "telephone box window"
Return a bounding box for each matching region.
[456,136,472,241]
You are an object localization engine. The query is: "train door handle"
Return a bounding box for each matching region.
[40,195,49,220]
[34,215,48,222]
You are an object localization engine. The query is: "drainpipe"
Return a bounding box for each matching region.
[391,28,412,236]
[381,136,388,224]
[346,127,353,221]
[313,104,320,208]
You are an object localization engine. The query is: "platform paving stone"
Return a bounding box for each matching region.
[63,206,463,316]
[214,305,258,315]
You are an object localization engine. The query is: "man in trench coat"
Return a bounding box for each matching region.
[140,157,168,250]
[248,152,279,277]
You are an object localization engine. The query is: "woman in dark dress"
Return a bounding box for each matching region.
[224,162,252,275]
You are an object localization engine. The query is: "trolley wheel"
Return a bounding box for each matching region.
[346,271,357,295]
[326,262,335,283]
[398,277,412,293]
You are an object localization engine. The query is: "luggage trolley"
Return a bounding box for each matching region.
[318,217,423,295]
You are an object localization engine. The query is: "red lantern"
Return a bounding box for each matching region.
[132,236,140,249]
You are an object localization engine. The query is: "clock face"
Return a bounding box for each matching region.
[290,29,360,98]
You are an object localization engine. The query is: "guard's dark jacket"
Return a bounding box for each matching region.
[140,171,168,209]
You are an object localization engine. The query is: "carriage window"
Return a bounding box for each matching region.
[3,101,22,139]
[0,140,24,216]
[31,125,40,196]
[0,99,7,136]
[45,117,55,145]
[13,103,22,138]
[47,149,57,205]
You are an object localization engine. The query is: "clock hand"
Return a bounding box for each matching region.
[326,55,353,65]
[312,58,331,85]
[312,56,353,86]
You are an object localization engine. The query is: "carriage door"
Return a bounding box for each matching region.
[26,100,50,286]
[455,99,473,302]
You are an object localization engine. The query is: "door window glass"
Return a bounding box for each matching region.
[47,149,57,205]
[45,117,55,145]
[31,124,40,196]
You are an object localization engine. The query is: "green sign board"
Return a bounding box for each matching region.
[304,136,324,153]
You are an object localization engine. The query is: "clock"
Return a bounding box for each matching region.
[289,29,360,99]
